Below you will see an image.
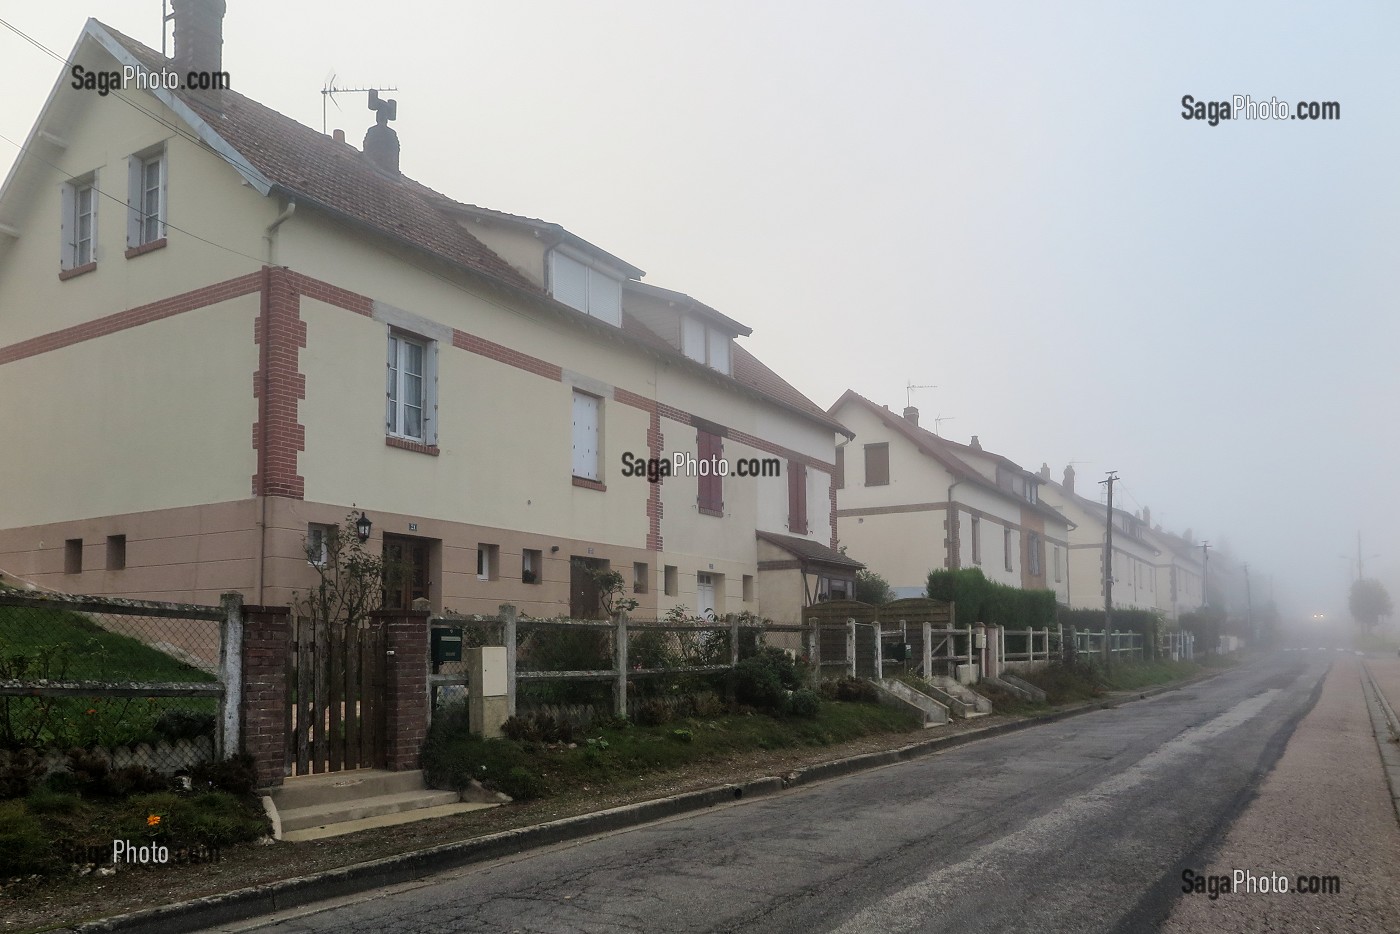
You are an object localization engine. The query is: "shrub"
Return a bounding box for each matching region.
[635,698,673,727]
[501,766,546,800]
[788,689,820,718]
[927,567,1056,629]
[190,754,259,796]
[732,656,786,710]
[501,713,575,744]
[118,791,268,848]
[830,676,880,703]
[61,750,167,798]
[0,748,47,800]
[0,802,56,876]
[670,729,694,743]
[154,709,217,743]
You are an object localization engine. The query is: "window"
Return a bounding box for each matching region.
[572,390,602,481]
[633,562,649,594]
[306,523,334,567]
[64,538,83,574]
[697,430,723,515]
[1004,528,1014,571]
[61,176,97,270]
[127,150,166,247]
[679,315,733,375]
[106,535,126,571]
[522,549,542,584]
[1054,545,1063,583]
[477,543,498,581]
[971,516,982,565]
[864,443,889,486]
[742,574,755,602]
[664,565,679,597]
[1028,532,1042,576]
[787,460,808,534]
[387,332,434,443]
[835,446,845,489]
[548,248,623,326]
[1025,481,1038,504]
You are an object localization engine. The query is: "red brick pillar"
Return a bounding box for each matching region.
[240,605,290,788]
[374,606,431,771]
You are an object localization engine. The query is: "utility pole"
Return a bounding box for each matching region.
[1358,530,1367,582]
[1101,472,1118,670]
[1244,562,1254,643]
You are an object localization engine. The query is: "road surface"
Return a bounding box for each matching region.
[207,652,1400,933]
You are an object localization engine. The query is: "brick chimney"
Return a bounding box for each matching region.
[1039,462,1051,481]
[902,406,919,427]
[1063,464,1075,495]
[1143,505,1151,527]
[172,0,226,80]
[969,435,982,451]
[364,90,400,174]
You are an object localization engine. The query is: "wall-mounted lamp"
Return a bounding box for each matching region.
[550,545,560,553]
[355,511,373,543]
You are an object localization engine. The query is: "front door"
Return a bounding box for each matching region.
[570,557,605,619]
[696,572,716,617]
[383,536,430,610]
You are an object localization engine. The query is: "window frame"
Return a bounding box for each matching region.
[306,523,334,568]
[571,389,603,482]
[386,330,436,444]
[547,246,624,327]
[863,443,890,486]
[61,174,98,271]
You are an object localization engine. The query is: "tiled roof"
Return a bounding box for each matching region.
[756,531,865,570]
[831,390,1074,528]
[103,23,538,293]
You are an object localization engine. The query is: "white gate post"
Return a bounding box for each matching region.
[874,625,884,680]
[806,617,821,686]
[846,618,857,678]
[614,611,629,718]
[922,620,933,679]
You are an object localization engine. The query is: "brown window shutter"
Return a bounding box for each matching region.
[698,430,723,512]
[834,446,845,489]
[864,443,889,486]
[788,461,808,534]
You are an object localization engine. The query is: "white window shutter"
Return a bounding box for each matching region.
[707,329,731,374]
[550,251,589,313]
[126,156,141,248]
[682,317,706,363]
[572,391,600,480]
[158,152,168,240]
[59,183,74,269]
[587,267,622,326]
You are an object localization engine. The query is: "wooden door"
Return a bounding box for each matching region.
[383,535,430,610]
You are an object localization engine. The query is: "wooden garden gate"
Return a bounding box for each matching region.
[286,616,387,776]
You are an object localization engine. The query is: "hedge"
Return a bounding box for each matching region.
[926,568,1056,630]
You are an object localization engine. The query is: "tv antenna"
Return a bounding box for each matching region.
[321,74,399,135]
[906,382,936,408]
[932,414,956,435]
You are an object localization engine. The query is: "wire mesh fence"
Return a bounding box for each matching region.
[0,590,228,785]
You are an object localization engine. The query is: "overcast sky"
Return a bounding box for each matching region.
[3,1,1396,624]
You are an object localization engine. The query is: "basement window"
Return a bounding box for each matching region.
[106,535,127,571]
[64,538,83,574]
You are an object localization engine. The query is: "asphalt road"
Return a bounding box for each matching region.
[212,654,1338,934]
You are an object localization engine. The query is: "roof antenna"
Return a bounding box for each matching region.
[906,381,936,408]
[932,414,955,436]
[321,76,399,135]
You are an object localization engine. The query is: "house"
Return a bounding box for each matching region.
[0,5,855,624]
[1141,518,1205,621]
[828,391,1072,604]
[1036,466,1162,613]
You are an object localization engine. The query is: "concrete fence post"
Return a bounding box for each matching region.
[729,613,740,669]
[846,618,857,678]
[975,622,987,679]
[806,617,821,687]
[922,620,933,679]
[499,604,518,716]
[218,592,244,761]
[614,611,629,718]
[873,624,883,680]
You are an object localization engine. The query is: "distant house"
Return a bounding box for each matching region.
[1037,466,1161,613]
[0,8,854,623]
[1142,520,1205,621]
[827,392,1072,603]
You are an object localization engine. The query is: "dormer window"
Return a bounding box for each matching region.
[681,316,732,375]
[548,247,622,327]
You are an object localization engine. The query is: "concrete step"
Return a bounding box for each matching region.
[276,788,463,833]
[279,801,500,843]
[875,678,950,726]
[270,769,430,811]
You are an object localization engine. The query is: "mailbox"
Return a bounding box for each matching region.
[431,627,463,664]
[883,641,911,662]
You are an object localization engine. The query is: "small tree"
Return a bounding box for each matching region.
[1349,578,1394,630]
[293,513,391,625]
[855,569,894,605]
[585,564,639,617]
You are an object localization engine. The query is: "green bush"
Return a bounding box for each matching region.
[732,656,786,710]
[927,568,1056,629]
[0,802,56,876]
[190,754,259,796]
[634,698,673,727]
[788,689,820,718]
[826,676,880,703]
[117,791,268,848]
[501,766,546,800]
[154,709,217,743]
[0,748,47,800]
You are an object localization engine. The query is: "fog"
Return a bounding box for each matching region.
[3,0,1395,630]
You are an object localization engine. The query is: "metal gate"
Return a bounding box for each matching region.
[286,616,387,776]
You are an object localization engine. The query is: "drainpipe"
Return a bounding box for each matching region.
[255,266,271,605]
[264,200,296,265]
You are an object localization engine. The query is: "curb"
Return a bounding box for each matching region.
[1359,661,1400,828]
[65,668,1226,934]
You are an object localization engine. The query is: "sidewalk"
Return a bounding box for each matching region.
[1161,657,1400,933]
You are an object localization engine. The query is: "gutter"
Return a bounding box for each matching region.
[263,199,296,264]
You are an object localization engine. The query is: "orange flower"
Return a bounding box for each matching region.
[85,708,96,715]
[147,814,161,827]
